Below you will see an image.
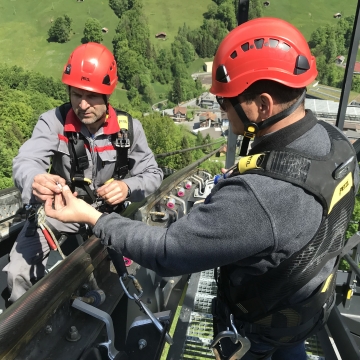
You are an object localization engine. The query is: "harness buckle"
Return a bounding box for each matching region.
[115,131,130,148]
[210,314,251,360]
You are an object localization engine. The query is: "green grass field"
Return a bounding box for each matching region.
[263,0,357,40]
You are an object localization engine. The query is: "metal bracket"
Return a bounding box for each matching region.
[72,298,119,360]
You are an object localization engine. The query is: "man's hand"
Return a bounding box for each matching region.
[96,180,129,205]
[32,174,67,202]
[45,185,102,226]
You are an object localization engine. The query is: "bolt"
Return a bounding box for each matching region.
[82,283,90,291]
[66,326,81,342]
[138,339,147,350]
[45,325,52,334]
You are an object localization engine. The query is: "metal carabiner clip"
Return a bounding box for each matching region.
[210,314,251,360]
[119,274,143,300]
[119,274,173,345]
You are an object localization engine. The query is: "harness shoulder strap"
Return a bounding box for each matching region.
[112,109,134,180]
[237,123,356,215]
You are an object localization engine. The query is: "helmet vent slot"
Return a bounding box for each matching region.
[241,42,249,52]
[279,43,291,52]
[230,51,238,59]
[254,39,264,49]
[269,39,279,48]
[102,75,111,85]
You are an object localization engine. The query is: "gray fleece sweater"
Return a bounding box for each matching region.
[94,111,359,302]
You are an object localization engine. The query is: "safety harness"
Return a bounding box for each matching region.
[211,121,357,359]
[58,103,134,205]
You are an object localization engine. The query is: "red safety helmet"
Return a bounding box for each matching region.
[62,42,118,95]
[210,17,317,98]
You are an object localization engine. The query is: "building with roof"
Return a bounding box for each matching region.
[305,98,360,122]
[155,32,167,40]
[204,62,213,73]
[172,106,187,122]
[198,92,219,109]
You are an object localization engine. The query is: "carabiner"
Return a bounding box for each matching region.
[119,274,143,300]
[210,314,251,360]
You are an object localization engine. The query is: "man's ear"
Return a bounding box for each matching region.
[259,93,273,120]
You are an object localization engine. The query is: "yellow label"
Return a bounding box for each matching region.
[117,115,129,130]
[328,172,353,214]
[247,126,256,133]
[238,154,263,174]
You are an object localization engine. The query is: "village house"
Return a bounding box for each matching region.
[172,106,187,122]
[199,111,217,128]
[155,32,167,40]
[204,61,213,73]
[198,93,219,109]
[335,55,345,65]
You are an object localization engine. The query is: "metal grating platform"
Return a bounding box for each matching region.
[180,270,217,359]
[179,269,326,360]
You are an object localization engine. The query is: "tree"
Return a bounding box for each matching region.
[216,1,237,31]
[171,77,183,104]
[248,0,263,20]
[204,3,218,19]
[179,136,192,168]
[48,15,72,43]
[83,18,103,43]
[109,0,129,18]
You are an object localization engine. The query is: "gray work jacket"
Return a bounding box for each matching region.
[13,104,163,208]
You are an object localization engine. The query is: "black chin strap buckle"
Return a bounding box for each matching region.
[244,123,259,139]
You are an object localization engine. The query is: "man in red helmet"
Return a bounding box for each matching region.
[44,19,358,359]
[4,42,163,303]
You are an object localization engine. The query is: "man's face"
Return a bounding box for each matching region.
[70,87,107,125]
[222,96,259,135]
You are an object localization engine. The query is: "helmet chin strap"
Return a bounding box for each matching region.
[229,90,306,156]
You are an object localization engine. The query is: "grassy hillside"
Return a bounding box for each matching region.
[0,0,358,102]
[263,0,357,40]
[143,0,212,50]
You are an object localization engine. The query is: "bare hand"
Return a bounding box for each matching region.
[45,185,102,226]
[96,180,129,205]
[32,174,66,202]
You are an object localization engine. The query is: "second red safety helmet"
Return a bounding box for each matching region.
[62,42,118,95]
[210,17,317,98]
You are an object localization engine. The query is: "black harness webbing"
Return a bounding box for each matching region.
[58,103,133,203]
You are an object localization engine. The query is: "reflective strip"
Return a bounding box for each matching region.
[83,144,115,153]
[58,134,68,143]
[321,273,333,293]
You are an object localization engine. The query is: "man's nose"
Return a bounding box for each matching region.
[79,98,90,110]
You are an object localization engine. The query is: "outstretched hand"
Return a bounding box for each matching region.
[45,185,102,226]
[32,173,66,202]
